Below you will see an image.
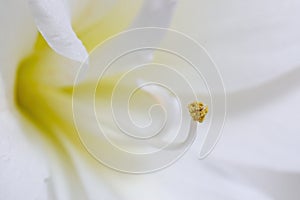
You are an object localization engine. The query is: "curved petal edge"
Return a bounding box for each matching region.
[28,0,88,63]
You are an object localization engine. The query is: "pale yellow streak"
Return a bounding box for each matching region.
[77,0,143,51]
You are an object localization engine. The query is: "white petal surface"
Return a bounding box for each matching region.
[0,110,49,200]
[0,0,37,105]
[68,0,118,31]
[131,0,177,28]
[212,81,300,172]
[169,0,300,172]
[0,2,49,199]
[172,0,300,92]
[28,0,88,63]
[62,141,279,200]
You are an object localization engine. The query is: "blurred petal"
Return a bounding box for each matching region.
[0,79,48,200]
[28,0,88,63]
[129,0,178,62]
[0,0,37,104]
[169,0,300,173]
[0,2,48,198]
[69,0,118,32]
[173,0,300,92]
[77,0,177,51]
[156,155,299,200]
[61,147,275,200]
[131,0,177,28]
[210,160,300,200]
[212,81,300,172]
[78,1,143,51]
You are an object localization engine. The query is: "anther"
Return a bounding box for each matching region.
[188,102,208,123]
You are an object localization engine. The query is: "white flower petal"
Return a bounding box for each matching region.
[173,0,300,92]
[128,0,178,62]
[0,0,37,106]
[64,146,276,200]
[69,0,118,31]
[131,0,177,28]
[0,1,50,199]
[145,154,272,200]
[170,0,300,173]
[210,161,300,199]
[28,0,88,63]
[212,83,300,172]
[0,109,49,200]
[46,126,275,200]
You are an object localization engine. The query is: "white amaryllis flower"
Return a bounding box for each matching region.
[1,1,300,200]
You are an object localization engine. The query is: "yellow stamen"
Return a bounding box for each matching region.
[188,102,208,123]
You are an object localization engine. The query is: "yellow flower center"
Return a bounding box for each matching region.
[14,1,143,147]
